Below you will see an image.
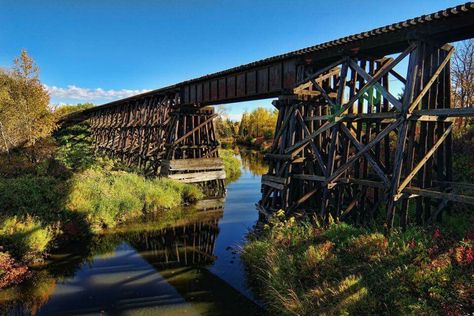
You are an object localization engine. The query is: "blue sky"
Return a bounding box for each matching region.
[0,0,463,120]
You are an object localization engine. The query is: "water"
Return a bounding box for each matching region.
[1,149,268,316]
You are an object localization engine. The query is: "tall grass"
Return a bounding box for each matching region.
[67,168,203,231]
[219,148,241,183]
[0,216,53,262]
[242,213,474,315]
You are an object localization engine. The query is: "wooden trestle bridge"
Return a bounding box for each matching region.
[64,3,474,228]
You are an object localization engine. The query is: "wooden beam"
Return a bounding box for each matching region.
[396,124,453,197]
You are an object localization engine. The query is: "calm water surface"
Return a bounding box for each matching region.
[1,149,268,316]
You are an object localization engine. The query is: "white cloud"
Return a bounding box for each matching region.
[44,84,151,102]
[227,113,242,122]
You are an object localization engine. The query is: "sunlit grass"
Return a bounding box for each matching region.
[242,212,474,315]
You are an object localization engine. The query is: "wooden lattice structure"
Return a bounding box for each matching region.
[88,97,226,192]
[260,41,474,228]
[89,94,175,174]
[161,106,226,196]
[61,3,474,227]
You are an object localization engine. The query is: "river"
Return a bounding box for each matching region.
[1,149,268,316]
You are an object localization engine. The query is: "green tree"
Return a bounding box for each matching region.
[0,50,55,160]
[238,107,277,139]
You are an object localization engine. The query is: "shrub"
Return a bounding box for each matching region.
[0,176,67,223]
[0,251,30,289]
[0,216,53,262]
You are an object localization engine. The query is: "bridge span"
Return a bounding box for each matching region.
[64,3,474,228]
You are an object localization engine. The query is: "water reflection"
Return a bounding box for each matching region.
[238,148,268,176]
[1,151,268,316]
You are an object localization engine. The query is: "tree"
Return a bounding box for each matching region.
[53,103,95,118]
[0,50,55,160]
[452,39,474,125]
[238,107,277,139]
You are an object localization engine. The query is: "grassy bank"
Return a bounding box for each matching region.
[219,148,242,183]
[241,211,474,315]
[0,123,205,288]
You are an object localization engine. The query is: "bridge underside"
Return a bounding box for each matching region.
[73,3,474,228]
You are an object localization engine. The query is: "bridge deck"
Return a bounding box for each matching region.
[74,2,474,116]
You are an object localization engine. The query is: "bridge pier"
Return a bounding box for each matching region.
[160,106,226,197]
[260,41,463,228]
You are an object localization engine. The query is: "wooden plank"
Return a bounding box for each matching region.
[348,58,402,110]
[168,170,226,183]
[190,84,196,103]
[262,174,288,185]
[262,180,285,191]
[227,76,236,98]
[168,157,224,171]
[412,107,474,117]
[396,124,453,197]
[246,71,257,95]
[237,73,246,97]
[292,174,325,181]
[218,78,226,100]
[257,68,268,93]
[210,80,218,101]
[173,114,217,145]
[340,123,389,186]
[265,153,291,160]
[203,81,210,102]
[196,83,203,103]
[408,46,454,112]
[283,60,296,89]
[269,64,282,91]
[326,118,401,185]
[403,187,474,205]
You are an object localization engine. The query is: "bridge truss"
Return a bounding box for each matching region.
[260,40,474,228]
[63,3,474,228]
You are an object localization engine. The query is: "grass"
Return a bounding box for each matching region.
[219,148,242,183]
[242,211,474,315]
[67,167,203,232]
[0,216,53,262]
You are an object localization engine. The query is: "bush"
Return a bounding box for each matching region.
[0,252,30,289]
[0,216,53,262]
[0,176,67,223]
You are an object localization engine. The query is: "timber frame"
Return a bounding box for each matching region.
[61,3,474,228]
[260,41,474,228]
[90,94,175,175]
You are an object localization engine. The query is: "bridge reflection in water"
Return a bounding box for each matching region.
[2,201,263,316]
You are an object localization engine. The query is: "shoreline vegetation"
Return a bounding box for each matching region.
[0,120,207,288]
[241,211,474,315]
[216,106,277,152]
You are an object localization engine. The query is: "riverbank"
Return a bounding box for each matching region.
[0,149,265,315]
[241,209,474,315]
[0,123,240,289]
